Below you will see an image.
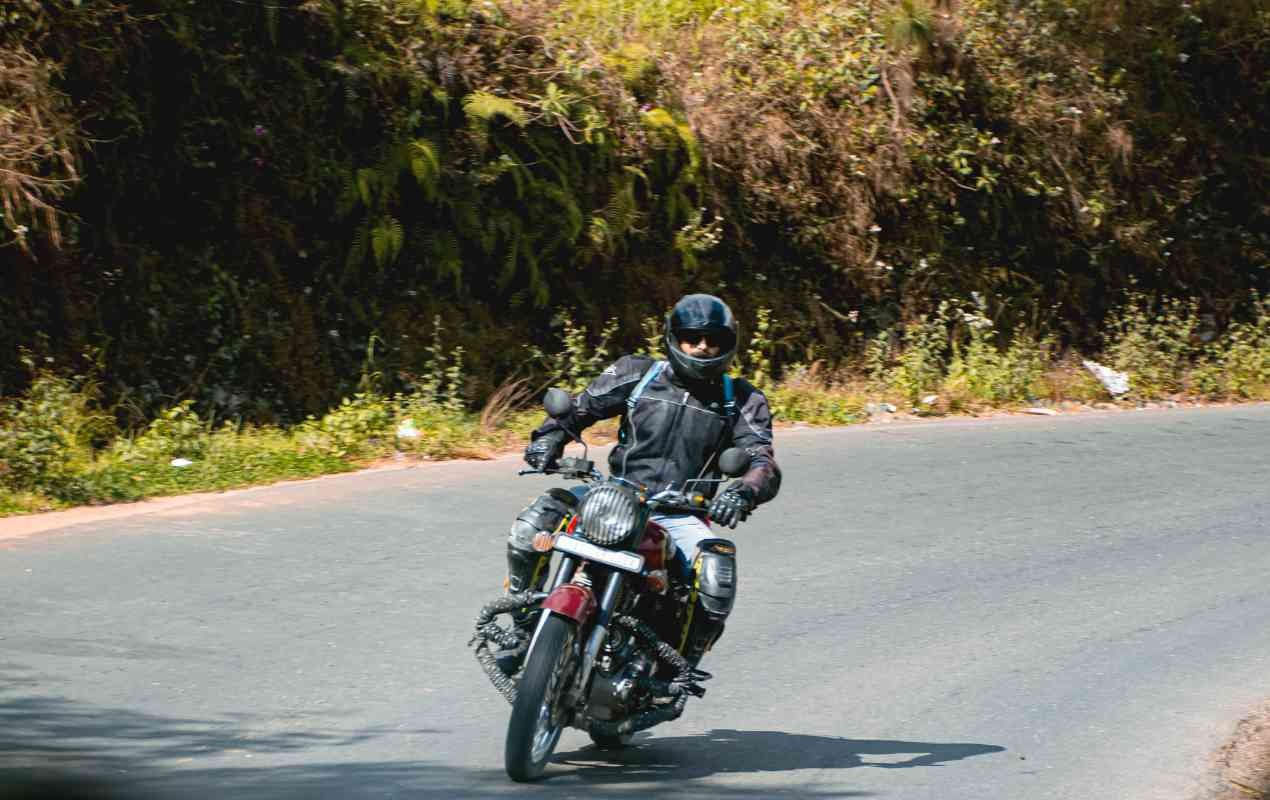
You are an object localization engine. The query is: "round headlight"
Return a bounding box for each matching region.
[578,484,647,546]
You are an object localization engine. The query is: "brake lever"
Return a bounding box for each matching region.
[516,466,601,481]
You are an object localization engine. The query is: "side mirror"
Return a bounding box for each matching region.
[718,447,751,477]
[542,388,573,419]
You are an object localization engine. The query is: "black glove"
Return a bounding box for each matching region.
[523,431,568,471]
[708,482,754,529]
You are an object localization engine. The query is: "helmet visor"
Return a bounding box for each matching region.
[674,328,733,351]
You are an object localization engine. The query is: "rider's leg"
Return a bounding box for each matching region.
[681,539,736,667]
[651,514,738,668]
[505,488,579,595]
[498,489,580,674]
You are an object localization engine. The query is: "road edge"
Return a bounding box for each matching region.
[1201,700,1270,800]
[3,400,1267,543]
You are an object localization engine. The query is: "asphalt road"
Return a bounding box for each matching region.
[2,405,1269,799]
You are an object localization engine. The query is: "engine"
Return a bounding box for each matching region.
[586,629,653,720]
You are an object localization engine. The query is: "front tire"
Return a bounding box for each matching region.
[505,613,577,781]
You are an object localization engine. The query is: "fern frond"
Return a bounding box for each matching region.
[525,134,574,188]
[336,173,359,217]
[640,107,681,148]
[347,222,369,271]
[623,164,650,187]
[605,182,639,237]
[505,154,527,200]
[475,208,499,256]
[462,92,528,128]
[665,183,696,228]
[371,223,389,268]
[587,215,611,255]
[499,234,519,291]
[387,216,404,264]
[409,138,440,198]
[526,249,549,308]
[356,168,377,207]
[539,183,583,240]
[496,215,523,289]
[446,195,482,238]
[420,229,463,290]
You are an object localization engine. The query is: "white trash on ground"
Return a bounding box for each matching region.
[169,458,193,468]
[396,419,421,439]
[1082,359,1131,396]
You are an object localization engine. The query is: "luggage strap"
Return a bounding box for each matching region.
[626,360,668,411]
[626,360,735,421]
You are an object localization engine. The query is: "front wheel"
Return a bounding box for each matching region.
[505,613,578,781]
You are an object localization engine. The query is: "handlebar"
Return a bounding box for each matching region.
[517,456,602,482]
[646,489,712,516]
[518,463,723,516]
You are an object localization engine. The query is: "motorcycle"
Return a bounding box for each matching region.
[471,387,751,781]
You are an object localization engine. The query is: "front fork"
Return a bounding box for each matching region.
[526,557,625,712]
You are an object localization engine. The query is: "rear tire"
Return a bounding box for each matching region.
[505,614,577,782]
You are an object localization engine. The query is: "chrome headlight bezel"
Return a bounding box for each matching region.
[577,483,648,546]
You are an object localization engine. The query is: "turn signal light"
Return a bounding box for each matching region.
[532,531,556,552]
[644,569,669,594]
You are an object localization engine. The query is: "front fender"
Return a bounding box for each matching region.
[541,583,597,625]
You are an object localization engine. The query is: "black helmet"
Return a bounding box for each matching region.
[664,294,738,382]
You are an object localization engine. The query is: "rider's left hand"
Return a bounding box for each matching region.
[708,482,754,529]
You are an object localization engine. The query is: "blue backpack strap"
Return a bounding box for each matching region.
[701,374,739,475]
[626,360,667,412]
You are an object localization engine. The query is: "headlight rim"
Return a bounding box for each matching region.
[577,482,648,547]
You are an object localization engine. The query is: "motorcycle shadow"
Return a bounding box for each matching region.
[553,729,1006,783]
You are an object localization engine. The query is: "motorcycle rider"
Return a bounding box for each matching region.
[504,293,781,669]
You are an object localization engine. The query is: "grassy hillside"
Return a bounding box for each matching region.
[0,0,1266,421]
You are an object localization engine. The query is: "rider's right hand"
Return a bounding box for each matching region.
[523,431,568,471]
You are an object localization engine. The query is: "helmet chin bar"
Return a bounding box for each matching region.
[664,293,739,382]
[665,334,736,382]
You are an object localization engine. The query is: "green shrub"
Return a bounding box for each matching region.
[1191,294,1270,400]
[1221,321,1270,400]
[121,401,208,462]
[639,314,665,359]
[1040,358,1107,405]
[767,366,867,425]
[945,326,1049,407]
[0,359,114,498]
[527,314,620,393]
[5,290,1270,518]
[296,392,395,459]
[744,307,774,389]
[887,302,956,406]
[1105,294,1201,399]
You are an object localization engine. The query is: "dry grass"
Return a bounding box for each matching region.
[0,44,80,249]
[479,377,534,433]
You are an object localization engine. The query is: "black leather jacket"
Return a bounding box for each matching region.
[532,355,781,506]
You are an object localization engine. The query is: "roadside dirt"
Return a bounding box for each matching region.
[2,399,1264,544]
[1203,701,1270,799]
